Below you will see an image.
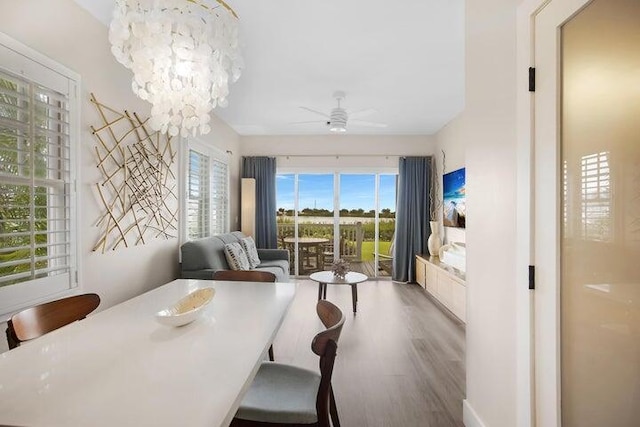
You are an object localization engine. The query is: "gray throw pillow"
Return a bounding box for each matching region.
[240,237,261,268]
[224,242,251,270]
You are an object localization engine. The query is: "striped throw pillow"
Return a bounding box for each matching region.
[224,242,251,270]
[240,237,261,269]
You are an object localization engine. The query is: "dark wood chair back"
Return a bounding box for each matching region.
[312,300,345,356]
[6,293,101,349]
[312,300,345,427]
[213,270,277,282]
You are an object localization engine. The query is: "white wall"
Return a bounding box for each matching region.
[434,0,521,426]
[207,116,242,231]
[0,0,240,316]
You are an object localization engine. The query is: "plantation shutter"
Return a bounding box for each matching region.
[0,34,79,316]
[0,68,73,288]
[187,149,210,239]
[185,144,229,241]
[211,159,228,235]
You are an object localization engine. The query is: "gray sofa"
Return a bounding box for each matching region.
[180,231,290,282]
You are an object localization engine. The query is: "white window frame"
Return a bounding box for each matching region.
[180,138,230,246]
[0,32,80,318]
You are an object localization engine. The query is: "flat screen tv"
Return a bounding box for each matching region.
[443,167,466,228]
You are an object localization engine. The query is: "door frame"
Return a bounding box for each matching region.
[517,0,594,426]
[276,170,398,277]
[516,2,549,425]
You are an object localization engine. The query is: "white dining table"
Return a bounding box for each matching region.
[0,279,296,427]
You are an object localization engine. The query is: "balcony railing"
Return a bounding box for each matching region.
[277,222,364,262]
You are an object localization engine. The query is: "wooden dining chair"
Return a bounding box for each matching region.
[231,300,345,427]
[376,232,395,275]
[6,293,101,350]
[213,269,277,361]
[322,236,346,269]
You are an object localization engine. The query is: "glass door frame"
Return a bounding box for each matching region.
[276,169,397,278]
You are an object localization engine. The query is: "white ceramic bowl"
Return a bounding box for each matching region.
[155,287,215,327]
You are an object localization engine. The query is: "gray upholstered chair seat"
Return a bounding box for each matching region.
[235,362,321,424]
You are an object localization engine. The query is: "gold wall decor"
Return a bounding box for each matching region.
[90,93,178,253]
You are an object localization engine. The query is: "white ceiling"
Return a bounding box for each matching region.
[74,0,465,136]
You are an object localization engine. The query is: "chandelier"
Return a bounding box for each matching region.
[109,0,243,137]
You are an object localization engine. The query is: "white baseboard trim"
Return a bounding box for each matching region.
[463,400,487,427]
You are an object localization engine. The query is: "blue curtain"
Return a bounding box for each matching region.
[242,157,277,249]
[393,157,431,282]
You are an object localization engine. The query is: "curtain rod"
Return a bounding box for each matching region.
[275,154,405,159]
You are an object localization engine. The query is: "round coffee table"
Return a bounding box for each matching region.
[309,271,368,313]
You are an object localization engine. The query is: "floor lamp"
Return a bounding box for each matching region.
[241,178,256,239]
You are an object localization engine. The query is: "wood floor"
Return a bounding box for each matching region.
[348,260,389,277]
[272,279,466,427]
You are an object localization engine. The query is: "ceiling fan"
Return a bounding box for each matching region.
[292,91,387,133]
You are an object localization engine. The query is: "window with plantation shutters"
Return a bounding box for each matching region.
[185,143,229,241]
[0,35,79,315]
[187,149,210,239]
[211,159,228,235]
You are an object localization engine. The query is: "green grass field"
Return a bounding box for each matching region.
[360,241,392,261]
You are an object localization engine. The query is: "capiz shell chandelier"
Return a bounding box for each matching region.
[109,0,243,137]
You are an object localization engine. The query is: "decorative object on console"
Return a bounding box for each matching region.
[427,221,443,257]
[439,242,466,273]
[90,94,178,253]
[443,167,466,228]
[428,151,445,256]
[331,258,350,279]
[109,0,243,137]
[430,150,444,221]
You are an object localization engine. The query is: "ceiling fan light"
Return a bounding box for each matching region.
[329,124,347,133]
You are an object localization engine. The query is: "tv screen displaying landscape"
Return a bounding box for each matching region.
[443,168,466,228]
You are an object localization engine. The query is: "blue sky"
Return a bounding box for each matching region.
[276,174,397,211]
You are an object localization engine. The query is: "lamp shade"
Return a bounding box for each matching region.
[241,178,256,239]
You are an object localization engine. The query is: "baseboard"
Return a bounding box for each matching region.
[463,400,487,427]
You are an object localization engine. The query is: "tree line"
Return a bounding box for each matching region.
[277,208,395,218]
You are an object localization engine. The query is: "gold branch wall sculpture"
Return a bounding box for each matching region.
[91,93,178,253]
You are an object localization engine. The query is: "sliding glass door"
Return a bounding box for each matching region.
[339,175,374,276]
[275,173,295,264]
[296,174,334,275]
[276,172,396,277]
[377,175,397,277]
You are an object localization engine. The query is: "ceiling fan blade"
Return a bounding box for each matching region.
[348,108,377,119]
[288,120,326,125]
[350,120,388,128]
[299,106,330,118]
